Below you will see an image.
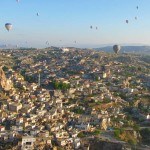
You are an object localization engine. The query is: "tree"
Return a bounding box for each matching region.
[20,69,26,76]
[133,124,140,131]
[93,130,101,135]
[77,132,85,138]
[52,80,70,90]
[114,129,120,139]
[2,66,8,72]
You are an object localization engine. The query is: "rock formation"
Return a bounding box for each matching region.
[0,67,12,91]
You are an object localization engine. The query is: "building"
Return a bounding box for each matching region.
[9,102,22,112]
[61,48,70,52]
[21,136,36,150]
[0,126,5,132]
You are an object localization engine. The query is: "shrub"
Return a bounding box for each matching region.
[77,132,85,138]
[93,130,101,135]
[114,129,120,138]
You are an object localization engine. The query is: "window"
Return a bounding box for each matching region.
[26,142,32,145]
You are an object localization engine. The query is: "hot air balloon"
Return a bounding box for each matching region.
[5,23,13,31]
[126,20,129,24]
[46,41,49,45]
[113,45,121,54]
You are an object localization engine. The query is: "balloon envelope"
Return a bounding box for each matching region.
[113,45,121,54]
[5,23,13,31]
[126,20,129,24]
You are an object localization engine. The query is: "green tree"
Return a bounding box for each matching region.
[93,130,101,135]
[133,124,140,131]
[77,132,85,138]
[2,66,8,72]
[114,129,120,139]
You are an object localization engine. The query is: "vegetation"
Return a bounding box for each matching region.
[24,75,37,83]
[140,128,150,145]
[133,124,140,131]
[93,129,101,135]
[72,108,85,114]
[2,66,8,72]
[52,80,70,90]
[114,128,138,145]
[77,132,86,138]
[20,69,26,76]
[114,129,121,139]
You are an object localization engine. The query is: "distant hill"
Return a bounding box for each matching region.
[0,45,7,49]
[0,44,18,49]
[0,45,36,50]
[94,46,150,55]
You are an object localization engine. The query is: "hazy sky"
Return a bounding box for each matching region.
[0,0,150,48]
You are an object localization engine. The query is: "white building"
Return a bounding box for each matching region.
[21,136,36,150]
[62,48,70,52]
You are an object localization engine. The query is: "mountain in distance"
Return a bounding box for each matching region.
[0,45,7,49]
[0,44,19,49]
[1,44,150,55]
[94,46,150,55]
[0,45,36,50]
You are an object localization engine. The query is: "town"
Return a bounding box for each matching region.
[0,47,150,150]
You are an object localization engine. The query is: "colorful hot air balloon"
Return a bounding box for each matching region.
[5,23,13,31]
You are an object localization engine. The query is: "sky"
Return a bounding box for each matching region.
[0,0,150,48]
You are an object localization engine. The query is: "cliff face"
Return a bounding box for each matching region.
[0,67,12,91]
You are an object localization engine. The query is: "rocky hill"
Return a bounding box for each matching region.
[0,67,12,91]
